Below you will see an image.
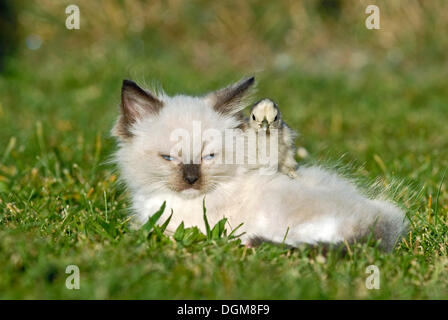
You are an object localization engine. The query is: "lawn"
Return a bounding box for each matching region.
[0,1,447,299]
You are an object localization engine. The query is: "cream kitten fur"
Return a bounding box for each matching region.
[113,77,408,251]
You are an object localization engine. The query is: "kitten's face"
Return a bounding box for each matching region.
[113,78,254,199]
[127,102,240,198]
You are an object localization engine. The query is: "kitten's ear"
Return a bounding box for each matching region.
[113,79,163,139]
[206,76,255,116]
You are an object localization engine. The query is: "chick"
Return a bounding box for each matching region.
[248,98,298,177]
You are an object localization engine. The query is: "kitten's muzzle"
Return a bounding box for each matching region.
[182,164,200,185]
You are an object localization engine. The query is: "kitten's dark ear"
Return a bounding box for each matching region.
[113,79,163,139]
[207,76,255,116]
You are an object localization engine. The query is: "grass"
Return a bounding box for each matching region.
[0,1,447,299]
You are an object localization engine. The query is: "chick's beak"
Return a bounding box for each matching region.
[261,119,269,131]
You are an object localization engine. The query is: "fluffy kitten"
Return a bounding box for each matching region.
[112,77,408,251]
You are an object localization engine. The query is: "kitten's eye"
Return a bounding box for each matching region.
[252,114,256,121]
[274,115,278,121]
[203,153,215,160]
[161,154,174,161]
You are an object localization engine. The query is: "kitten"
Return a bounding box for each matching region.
[112,77,408,251]
[247,98,298,178]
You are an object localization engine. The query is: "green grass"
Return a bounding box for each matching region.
[1,1,448,299]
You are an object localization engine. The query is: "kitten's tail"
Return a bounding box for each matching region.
[367,199,409,251]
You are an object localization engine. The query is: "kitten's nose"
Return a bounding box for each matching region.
[184,175,198,185]
[182,164,200,185]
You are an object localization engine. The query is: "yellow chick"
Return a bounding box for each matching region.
[248,98,298,177]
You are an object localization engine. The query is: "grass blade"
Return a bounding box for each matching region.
[434,167,447,225]
[228,222,244,239]
[202,197,211,239]
[141,201,166,234]
[173,222,185,241]
[159,209,173,233]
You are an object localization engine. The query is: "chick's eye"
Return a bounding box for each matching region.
[252,114,256,121]
[161,155,174,161]
[203,153,215,160]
